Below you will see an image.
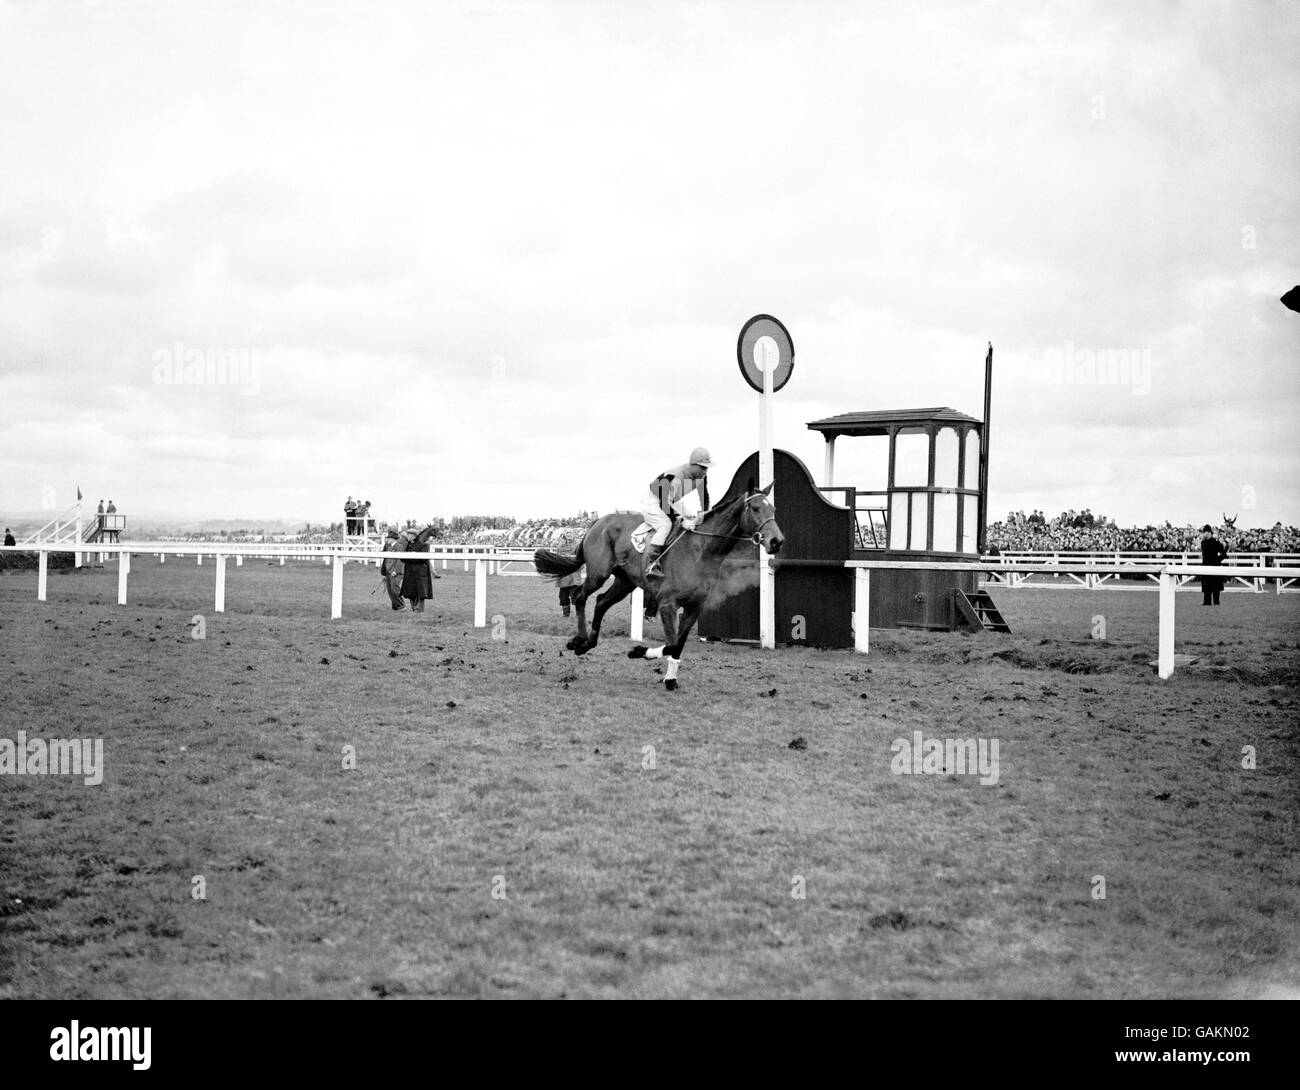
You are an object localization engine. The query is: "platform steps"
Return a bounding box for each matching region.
[955,589,1011,633]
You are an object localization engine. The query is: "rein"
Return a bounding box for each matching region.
[687,521,770,545]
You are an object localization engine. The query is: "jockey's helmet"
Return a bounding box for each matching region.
[689,447,712,468]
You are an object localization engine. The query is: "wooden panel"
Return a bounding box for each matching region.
[867,562,979,630]
[700,449,853,646]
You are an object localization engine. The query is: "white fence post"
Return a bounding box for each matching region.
[117,551,129,605]
[630,587,644,642]
[331,554,344,619]
[1158,571,1175,679]
[474,559,487,627]
[215,554,227,613]
[853,568,870,653]
[37,549,48,602]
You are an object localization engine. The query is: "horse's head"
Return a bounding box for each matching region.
[740,483,783,554]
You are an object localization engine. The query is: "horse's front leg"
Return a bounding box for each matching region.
[626,599,681,675]
[659,600,702,691]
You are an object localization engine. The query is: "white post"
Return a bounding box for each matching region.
[197,553,202,565]
[38,549,48,602]
[1158,571,1175,679]
[758,337,776,650]
[215,554,227,613]
[824,436,836,487]
[331,554,343,619]
[280,556,285,566]
[853,568,870,653]
[474,559,487,627]
[159,552,164,564]
[235,554,243,567]
[630,587,644,642]
[117,550,129,605]
[75,501,82,568]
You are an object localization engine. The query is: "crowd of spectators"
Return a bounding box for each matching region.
[989,510,1300,554]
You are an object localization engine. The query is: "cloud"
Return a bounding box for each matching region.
[0,1,1297,527]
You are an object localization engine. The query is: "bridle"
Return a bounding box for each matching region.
[685,493,777,546]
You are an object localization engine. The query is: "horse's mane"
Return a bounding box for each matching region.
[698,489,761,527]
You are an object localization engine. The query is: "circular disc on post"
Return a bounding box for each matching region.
[737,314,795,393]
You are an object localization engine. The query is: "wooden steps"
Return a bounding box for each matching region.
[955,589,1011,633]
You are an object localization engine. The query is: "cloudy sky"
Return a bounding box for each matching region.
[1,0,1297,528]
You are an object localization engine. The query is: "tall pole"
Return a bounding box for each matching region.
[759,338,775,649]
[978,342,993,554]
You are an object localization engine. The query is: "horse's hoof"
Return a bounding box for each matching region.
[664,678,678,692]
[627,645,647,659]
[565,636,583,651]
[573,642,591,657]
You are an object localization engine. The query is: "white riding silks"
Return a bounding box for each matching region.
[674,491,702,518]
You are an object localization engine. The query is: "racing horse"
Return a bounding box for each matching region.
[533,484,783,690]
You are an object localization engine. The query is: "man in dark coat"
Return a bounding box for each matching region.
[398,524,436,612]
[1200,524,1228,605]
[380,529,406,610]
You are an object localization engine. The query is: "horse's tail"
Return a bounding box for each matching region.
[533,545,584,580]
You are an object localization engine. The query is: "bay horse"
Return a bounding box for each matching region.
[533,484,783,690]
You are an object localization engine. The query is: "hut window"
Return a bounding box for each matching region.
[908,495,929,550]
[962,494,979,554]
[893,430,928,487]
[934,428,959,488]
[933,493,958,552]
[963,429,981,490]
[889,493,909,550]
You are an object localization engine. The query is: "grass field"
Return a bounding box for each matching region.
[2,556,1297,998]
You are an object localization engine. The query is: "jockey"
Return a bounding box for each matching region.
[642,447,712,578]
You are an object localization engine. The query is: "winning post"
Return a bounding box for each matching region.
[737,314,795,650]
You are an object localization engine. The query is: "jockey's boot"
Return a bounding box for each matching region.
[644,544,666,579]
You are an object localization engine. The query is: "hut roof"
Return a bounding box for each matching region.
[806,407,982,438]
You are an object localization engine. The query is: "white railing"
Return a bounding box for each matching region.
[981,551,1300,592]
[8,545,1292,678]
[20,499,83,555]
[0,540,624,638]
[843,559,1300,678]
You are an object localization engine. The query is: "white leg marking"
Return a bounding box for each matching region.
[645,646,665,659]
[664,657,680,681]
